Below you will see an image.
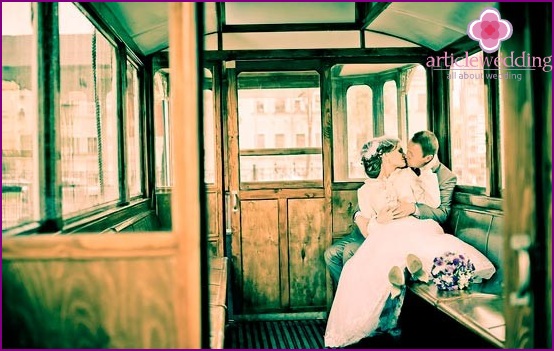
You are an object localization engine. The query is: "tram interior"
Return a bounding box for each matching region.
[2,2,551,349]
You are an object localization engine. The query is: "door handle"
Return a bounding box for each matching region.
[509,234,531,306]
[231,191,239,212]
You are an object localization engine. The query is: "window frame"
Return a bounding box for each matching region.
[2,2,149,235]
[442,48,503,198]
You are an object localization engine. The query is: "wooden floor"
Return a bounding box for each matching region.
[224,319,326,349]
[224,319,403,349]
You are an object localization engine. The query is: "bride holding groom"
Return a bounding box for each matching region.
[324,131,458,347]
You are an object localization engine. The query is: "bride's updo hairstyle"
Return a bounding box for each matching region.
[360,136,400,178]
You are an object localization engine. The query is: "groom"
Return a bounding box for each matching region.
[324,130,457,287]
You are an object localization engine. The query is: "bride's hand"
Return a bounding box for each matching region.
[376,207,394,224]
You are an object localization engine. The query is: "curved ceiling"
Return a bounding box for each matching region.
[89,2,495,56]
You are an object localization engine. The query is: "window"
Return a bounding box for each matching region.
[406,65,428,138]
[126,62,142,196]
[275,134,285,148]
[203,69,216,184]
[237,71,322,183]
[449,51,487,188]
[296,134,306,147]
[345,85,373,180]
[2,1,38,230]
[59,2,119,215]
[256,134,265,148]
[154,70,172,187]
[383,80,398,137]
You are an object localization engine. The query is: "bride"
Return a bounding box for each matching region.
[324,136,450,348]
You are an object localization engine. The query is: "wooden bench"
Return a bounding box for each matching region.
[404,204,504,347]
[209,257,228,349]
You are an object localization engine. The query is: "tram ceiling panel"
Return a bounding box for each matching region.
[89,2,497,55]
[366,2,496,51]
[89,1,169,56]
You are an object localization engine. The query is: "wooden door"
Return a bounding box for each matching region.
[500,2,551,348]
[2,3,207,348]
[225,62,331,315]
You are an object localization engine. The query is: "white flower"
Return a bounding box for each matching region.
[458,273,471,289]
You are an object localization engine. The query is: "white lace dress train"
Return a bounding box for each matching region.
[324,217,445,348]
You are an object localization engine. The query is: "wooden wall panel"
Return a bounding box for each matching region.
[2,257,176,348]
[206,191,218,236]
[288,198,326,309]
[207,238,219,258]
[155,192,172,231]
[331,190,358,236]
[240,200,280,312]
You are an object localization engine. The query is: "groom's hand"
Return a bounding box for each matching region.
[391,201,416,219]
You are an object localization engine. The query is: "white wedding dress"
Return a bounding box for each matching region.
[324,168,449,348]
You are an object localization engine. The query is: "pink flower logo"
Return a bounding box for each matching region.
[467,8,512,53]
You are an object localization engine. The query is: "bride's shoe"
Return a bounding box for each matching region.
[407,253,429,283]
[388,266,405,299]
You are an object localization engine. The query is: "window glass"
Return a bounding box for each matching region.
[346,85,373,179]
[126,62,142,196]
[2,2,38,230]
[240,155,322,182]
[154,70,172,187]
[383,80,398,136]
[204,68,215,184]
[237,71,322,184]
[59,3,119,214]
[406,65,428,138]
[449,51,487,187]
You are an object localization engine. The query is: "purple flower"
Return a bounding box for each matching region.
[467,8,512,53]
[431,251,476,291]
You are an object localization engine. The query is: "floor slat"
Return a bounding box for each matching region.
[225,319,326,349]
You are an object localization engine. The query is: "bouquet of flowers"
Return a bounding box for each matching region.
[431,251,476,291]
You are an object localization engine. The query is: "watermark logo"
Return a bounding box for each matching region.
[467,8,512,53]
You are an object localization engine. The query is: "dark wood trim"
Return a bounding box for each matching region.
[320,64,334,309]
[429,65,452,169]
[239,188,324,200]
[355,3,368,48]
[222,23,358,33]
[484,52,502,198]
[216,2,224,51]
[226,62,243,314]
[205,47,431,62]
[278,198,290,308]
[240,181,323,191]
[240,148,321,156]
[143,58,156,200]
[372,84,384,136]
[442,35,480,56]
[212,62,225,257]
[361,2,391,30]
[331,78,347,181]
[117,42,130,205]
[152,51,169,71]
[36,2,62,232]
[498,4,545,347]
[236,59,322,73]
[331,182,364,190]
[355,2,370,28]
[65,199,151,233]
